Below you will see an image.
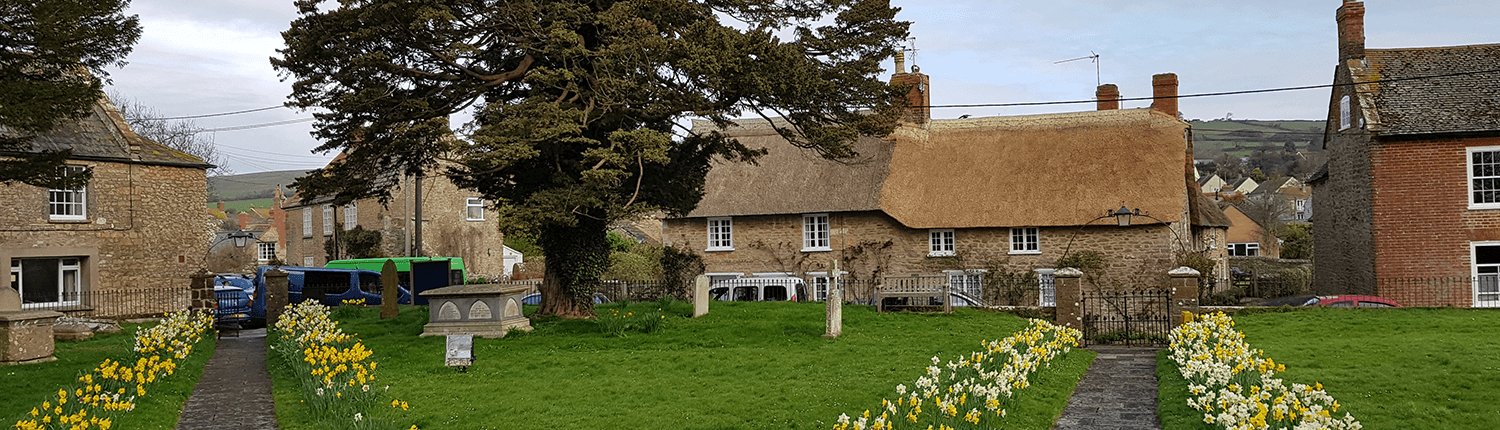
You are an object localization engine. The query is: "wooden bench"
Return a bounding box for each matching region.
[876,276,952,313]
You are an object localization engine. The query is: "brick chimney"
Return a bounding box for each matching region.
[889,52,930,124]
[238,212,250,230]
[1151,73,1179,118]
[1096,84,1120,110]
[1337,0,1365,61]
[217,201,225,211]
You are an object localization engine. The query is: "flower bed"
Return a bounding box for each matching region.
[832,319,1081,430]
[272,301,415,430]
[1167,312,1361,430]
[11,310,212,430]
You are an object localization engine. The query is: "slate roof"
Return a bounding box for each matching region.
[1355,43,1500,136]
[0,97,212,168]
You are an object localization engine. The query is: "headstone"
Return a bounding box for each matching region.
[380,259,399,319]
[692,275,709,318]
[445,334,473,370]
[824,259,843,339]
[1,288,64,364]
[0,286,20,312]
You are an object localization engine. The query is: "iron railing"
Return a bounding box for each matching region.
[1375,277,1500,308]
[1080,289,1171,347]
[21,287,190,318]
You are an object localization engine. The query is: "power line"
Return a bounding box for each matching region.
[141,105,288,120]
[201,117,315,132]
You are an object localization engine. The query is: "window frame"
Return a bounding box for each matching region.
[344,202,357,230]
[322,205,334,236]
[466,197,485,221]
[1035,268,1056,307]
[1228,242,1260,257]
[303,256,316,267]
[706,217,734,251]
[257,242,276,263]
[928,229,955,257]
[1339,95,1351,131]
[942,269,986,298]
[12,257,84,309]
[302,208,313,238]
[1009,227,1040,255]
[1468,146,1500,210]
[801,213,831,252]
[1471,241,1500,307]
[47,166,88,221]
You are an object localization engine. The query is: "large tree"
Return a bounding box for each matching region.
[1,0,142,188]
[274,0,910,318]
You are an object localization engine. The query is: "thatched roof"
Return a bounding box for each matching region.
[687,109,1194,229]
[0,97,212,169]
[882,109,1189,228]
[686,118,892,218]
[1189,188,1232,228]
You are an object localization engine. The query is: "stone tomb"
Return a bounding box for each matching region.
[1,287,64,364]
[419,284,532,338]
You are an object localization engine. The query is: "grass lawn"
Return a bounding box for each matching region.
[1158,308,1500,430]
[0,323,217,429]
[270,301,1094,430]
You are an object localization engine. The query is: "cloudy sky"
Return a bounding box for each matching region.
[103,0,1500,174]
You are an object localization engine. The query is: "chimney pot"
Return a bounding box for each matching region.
[1337,1,1366,61]
[1151,73,1179,118]
[894,52,907,75]
[238,212,250,230]
[1096,84,1120,110]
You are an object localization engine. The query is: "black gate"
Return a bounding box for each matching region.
[1080,289,1171,346]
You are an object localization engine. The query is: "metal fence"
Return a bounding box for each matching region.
[1376,277,1500,308]
[1080,289,1171,346]
[21,287,190,318]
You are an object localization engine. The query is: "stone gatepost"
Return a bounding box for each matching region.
[1,287,63,364]
[692,275,709,318]
[1168,267,1202,326]
[190,270,216,312]
[264,268,290,328]
[380,259,399,319]
[1053,268,1085,331]
[824,259,843,339]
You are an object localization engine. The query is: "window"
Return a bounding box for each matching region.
[10,257,83,308]
[1036,269,1056,307]
[303,256,316,267]
[302,209,313,238]
[1228,243,1259,257]
[707,217,733,251]
[1469,147,1500,209]
[344,203,357,230]
[944,270,984,298]
[802,214,830,252]
[48,166,87,221]
[1339,95,1351,130]
[1010,227,1040,254]
[1472,243,1500,307]
[257,242,276,263]
[1295,199,1307,211]
[466,198,485,221]
[813,277,830,301]
[322,205,334,235]
[928,229,955,257]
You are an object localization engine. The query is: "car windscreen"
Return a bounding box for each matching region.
[303,271,351,301]
[1358,301,1394,307]
[732,286,757,301]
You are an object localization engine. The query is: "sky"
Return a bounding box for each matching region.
[102,0,1500,174]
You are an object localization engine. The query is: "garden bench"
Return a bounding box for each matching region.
[876,276,952,313]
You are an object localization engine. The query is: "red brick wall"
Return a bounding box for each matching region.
[1371,135,1500,306]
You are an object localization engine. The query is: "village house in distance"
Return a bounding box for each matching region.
[1,96,211,316]
[1311,0,1500,307]
[663,55,1232,305]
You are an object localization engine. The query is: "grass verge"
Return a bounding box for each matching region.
[1158,308,1500,430]
[270,301,1093,430]
[0,323,218,430]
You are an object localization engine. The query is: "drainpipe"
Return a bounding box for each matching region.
[413,172,424,257]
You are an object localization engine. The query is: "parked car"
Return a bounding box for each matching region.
[520,292,612,305]
[252,266,413,311]
[708,277,808,302]
[1313,295,1402,308]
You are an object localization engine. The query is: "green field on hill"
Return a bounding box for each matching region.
[1190,119,1324,159]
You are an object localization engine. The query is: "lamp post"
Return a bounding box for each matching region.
[203,231,256,268]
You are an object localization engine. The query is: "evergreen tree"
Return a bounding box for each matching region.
[274,0,910,318]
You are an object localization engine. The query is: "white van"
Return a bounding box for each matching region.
[708,277,809,302]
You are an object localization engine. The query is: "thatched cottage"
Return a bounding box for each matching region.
[662,64,1230,305]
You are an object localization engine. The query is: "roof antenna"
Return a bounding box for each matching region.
[903,36,920,71]
[1054,51,1101,87]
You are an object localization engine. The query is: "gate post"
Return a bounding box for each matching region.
[189,270,215,312]
[1053,268,1084,331]
[264,268,290,328]
[1168,267,1201,326]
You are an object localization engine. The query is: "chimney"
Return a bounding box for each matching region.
[1151,73,1179,118]
[1337,0,1365,61]
[217,201,225,211]
[238,212,250,230]
[1096,84,1120,110]
[889,52,930,124]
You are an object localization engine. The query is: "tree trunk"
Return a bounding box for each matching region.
[535,216,610,319]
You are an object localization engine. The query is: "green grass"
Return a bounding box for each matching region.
[209,198,275,214]
[1158,308,1500,430]
[0,323,217,429]
[270,302,1094,430]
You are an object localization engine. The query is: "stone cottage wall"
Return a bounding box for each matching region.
[1312,68,1377,296]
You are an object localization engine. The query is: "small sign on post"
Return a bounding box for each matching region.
[445,334,474,372]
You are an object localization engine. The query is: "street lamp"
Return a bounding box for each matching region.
[203,231,256,267]
[1112,206,1137,227]
[1060,205,1192,262]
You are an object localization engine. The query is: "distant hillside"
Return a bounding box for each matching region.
[208,170,309,202]
[1190,119,1325,159]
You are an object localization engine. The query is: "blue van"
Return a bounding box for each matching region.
[248,266,413,324]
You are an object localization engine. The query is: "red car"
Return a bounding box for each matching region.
[1313,295,1402,308]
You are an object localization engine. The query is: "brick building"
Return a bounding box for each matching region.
[281,158,509,279]
[1309,0,1500,306]
[2,96,212,315]
[663,59,1231,304]
[1221,204,1278,259]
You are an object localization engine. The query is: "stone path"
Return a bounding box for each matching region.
[1053,346,1162,430]
[176,328,279,430]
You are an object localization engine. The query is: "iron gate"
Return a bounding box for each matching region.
[1080,289,1171,346]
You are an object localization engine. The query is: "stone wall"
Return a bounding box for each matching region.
[1312,66,1377,296]
[0,159,209,316]
[283,172,507,278]
[1370,135,1500,306]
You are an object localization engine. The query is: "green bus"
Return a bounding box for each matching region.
[325,257,467,288]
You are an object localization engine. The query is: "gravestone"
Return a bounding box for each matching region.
[0,286,64,364]
[824,259,842,338]
[692,275,709,318]
[380,259,399,319]
[420,284,531,338]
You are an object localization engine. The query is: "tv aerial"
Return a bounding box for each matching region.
[1054,51,1101,87]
